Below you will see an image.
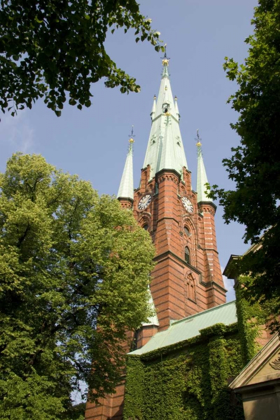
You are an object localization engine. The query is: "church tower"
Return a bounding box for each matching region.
[118,55,226,332]
[85,56,226,420]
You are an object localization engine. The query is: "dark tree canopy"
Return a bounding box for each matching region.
[0,153,155,419]
[211,0,280,314]
[0,0,162,116]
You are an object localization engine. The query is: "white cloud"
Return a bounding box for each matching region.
[0,110,35,153]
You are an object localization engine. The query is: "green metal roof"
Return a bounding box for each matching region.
[130,300,237,355]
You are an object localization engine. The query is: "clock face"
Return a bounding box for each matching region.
[182,197,194,213]
[138,194,152,211]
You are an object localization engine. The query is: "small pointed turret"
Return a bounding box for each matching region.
[196,131,212,203]
[150,95,157,121]
[117,133,134,203]
[142,287,159,327]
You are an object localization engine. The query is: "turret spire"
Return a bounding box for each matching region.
[196,130,212,203]
[141,287,159,327]
[117,129,134,201]
[143,58,188,180]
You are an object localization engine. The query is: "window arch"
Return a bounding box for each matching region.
[185,247,190,264]
[139,214,151,232]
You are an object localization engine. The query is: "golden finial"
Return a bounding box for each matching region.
[196,129,202,147]
[161,44,170,66]
[129,125,135,143]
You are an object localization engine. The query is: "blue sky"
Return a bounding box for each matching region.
[0,0,258,300]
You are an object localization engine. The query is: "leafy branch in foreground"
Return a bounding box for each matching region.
[0,0,163,115]
[209,0,280,324]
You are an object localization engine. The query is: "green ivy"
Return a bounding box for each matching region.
[123,325,244,420]
[235,276,263,364]
[124,357,145,420]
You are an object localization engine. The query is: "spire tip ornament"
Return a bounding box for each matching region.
[161,44,170,66]
[129,125,135,143]
[196,129,202,147]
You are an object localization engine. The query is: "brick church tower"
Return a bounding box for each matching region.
[85,56,226,420]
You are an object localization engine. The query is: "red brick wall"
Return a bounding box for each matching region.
[85,382,125,420]
[133,167,226,330]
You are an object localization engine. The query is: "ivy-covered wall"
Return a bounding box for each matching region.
[235,275,271,365]
[123,324,245,420]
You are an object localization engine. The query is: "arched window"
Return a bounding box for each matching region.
[185,247,190,264]
[184,226,190,237]
[143,224,149,231]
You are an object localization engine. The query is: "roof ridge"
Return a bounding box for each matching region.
[171,300,236,327]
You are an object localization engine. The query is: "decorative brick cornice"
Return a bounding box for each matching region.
[198,245,219,255]
[211,281,227,292]
[200,280,227,293]
[118,197,133,204]
[118,197,133,209]
[198,201,217,215]
[156,169,180,184]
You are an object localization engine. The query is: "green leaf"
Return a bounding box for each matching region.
[0,0,163,116]
[0,152,155,416]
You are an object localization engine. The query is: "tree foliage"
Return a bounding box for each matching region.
[211,0,280,311]
[0,153,155,419]
[0,0,162,116]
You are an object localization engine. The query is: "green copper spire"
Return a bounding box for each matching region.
[117,133,134,201]
[143,57,188,180]
[150,95,157,121]
[196,131,212,203]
